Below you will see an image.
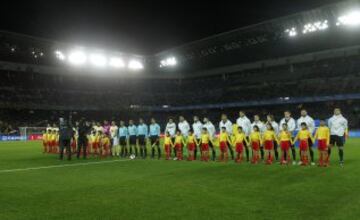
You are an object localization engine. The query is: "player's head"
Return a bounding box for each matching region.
[221,114,227,121]
[301,122,307,130]
[111,121,116,126]
[253,125,259,132]
[203,117,209,123]
[237,126,243,132]
[139,118,144,124]
[221,127,226,132]
[104,120,108,125]
[254,114,260,121]
[320,120,326,126]
[282,123,288,131]
[168,118,174,123]
[129,120,133,125]
[267,114,274,122]
[266,123,273,131]
[96,122,101,126]
[151,118,156,124]
[301,109,308,117]
[193,116,199,122]
[239,111,245,117]
[202,127,208,134]
[189,129,193,135]
[75,121,79,126]
[120,121,125,126]
[179,116,185,122]
[176,130,181,135]
[334,108,341,116]
[165,131,170,136]
[284,111,291,118]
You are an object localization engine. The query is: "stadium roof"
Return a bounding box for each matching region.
[1,0,360,78]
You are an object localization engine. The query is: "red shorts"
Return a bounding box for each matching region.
[103,144,109,150]
[317,139,327,151]
[175,143,182,151]
[164,144,171,152]
[235,143,244,153]
[93,142,99,149]
[264,140,274,150]
[219,141,228,152]
[280,141,291,151]
[251,141,260,151]
[201,143,209,151]
[71,141,77,148]
[51,140,56,147]
[299,140,309,151]
[187,143,195,151]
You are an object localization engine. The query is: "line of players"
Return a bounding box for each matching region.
[42,108,348,166]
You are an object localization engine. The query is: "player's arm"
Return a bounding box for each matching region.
[314,129,318,140]
[309,131,315,143]
[227,135,233,146]
[326,128,330,146]
[294,132,299,144]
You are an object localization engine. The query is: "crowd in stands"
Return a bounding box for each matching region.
[1,54,360,133]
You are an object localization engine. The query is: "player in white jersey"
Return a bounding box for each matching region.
[328,108,348,166]
[279,111,297,164]
[219,114,234,160]
[266,114,279,161]
[110,121,119,156]
[297,109,315,165]
[178,116,190,137]
[203,117,216,161]
[252,114,265,159]
[165,118,177,157]
[236,111,252,162]
[192,116,203,160]
[252,115,265,134]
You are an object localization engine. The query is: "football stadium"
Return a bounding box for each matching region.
[1,0,360,219]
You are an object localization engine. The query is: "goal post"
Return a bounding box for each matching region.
[19,127,47,138]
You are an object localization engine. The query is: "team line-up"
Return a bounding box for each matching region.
[42,108,348,167]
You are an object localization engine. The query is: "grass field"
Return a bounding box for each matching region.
[0,139,360,220]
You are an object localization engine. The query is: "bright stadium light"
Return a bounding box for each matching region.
[285,27,297,37]
[89,54,107,67]
[160,57,177,67]
[337,11,360,26]
[55,50,66,60]
[109,57,125,68]
[302,20,328,34]
[68,51,87,65]
[128,60,144,70]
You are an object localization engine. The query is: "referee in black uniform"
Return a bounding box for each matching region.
[59,114,74,161]
[77,120,92,159]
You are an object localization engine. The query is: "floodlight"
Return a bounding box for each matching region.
[89,54,107,67]
[109,57,125,68]
[337,11,360,26]
[160,57,177,67]
[285,27,297,37]
[302,20,328,34]
[55,50,66,60]
[68,51,87,65]
[128,60,144,70]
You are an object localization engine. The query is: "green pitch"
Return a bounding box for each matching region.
[0,139,360,220]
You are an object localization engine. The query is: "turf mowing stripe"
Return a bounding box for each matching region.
[0,159,132,174]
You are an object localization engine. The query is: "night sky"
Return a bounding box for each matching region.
[1,0,340,54]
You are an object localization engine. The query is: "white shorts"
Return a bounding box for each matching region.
[112,138,119,146]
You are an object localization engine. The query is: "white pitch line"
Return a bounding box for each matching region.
[0,159,131,174]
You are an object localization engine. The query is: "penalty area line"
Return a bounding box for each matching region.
[0,159,132,174]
